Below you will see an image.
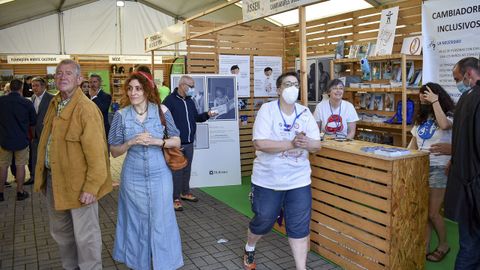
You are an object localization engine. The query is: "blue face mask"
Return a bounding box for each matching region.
[186,87,195,97]
[456,78,471,94]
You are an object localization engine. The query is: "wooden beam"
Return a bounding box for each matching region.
[299,6,307,106]
[185,0,241,22]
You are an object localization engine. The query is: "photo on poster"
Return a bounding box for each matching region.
[171,75,207,113]
[296,56,332,102]
[254,56,282,97]
[194,124,209,149]
[219,55,250,97]
[317,57,331,98]
[207,76,237,121]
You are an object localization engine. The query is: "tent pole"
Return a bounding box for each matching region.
[151,51,155,78]
[299,6,307,106]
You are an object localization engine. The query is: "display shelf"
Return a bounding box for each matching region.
[357,121,412,131]
[333,53,423,63]
[331,53,422,146]
[345,87,419,94]
[356,109,396,116]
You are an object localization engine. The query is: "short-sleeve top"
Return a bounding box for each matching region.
[108,103,180,146]
[252,100,320,190]
[313,99,359,137]
[411,116,452,167]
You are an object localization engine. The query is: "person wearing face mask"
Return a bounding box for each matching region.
[445,57,480,270]
[313,79,359,139]
[163,75,217,211]
[408,83,454,263]
[243,72,321,270]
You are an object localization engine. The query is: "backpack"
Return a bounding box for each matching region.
[384,98,415,125]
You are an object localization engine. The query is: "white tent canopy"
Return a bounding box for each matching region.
[0,0,175,55]
[0,0,382,55]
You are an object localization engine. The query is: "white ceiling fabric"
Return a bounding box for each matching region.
[0,0,175,55]
[121,1,174,55]
[63,0,117,54]
[0,14,61,54]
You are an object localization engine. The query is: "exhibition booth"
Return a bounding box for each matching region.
[1,0,478,269]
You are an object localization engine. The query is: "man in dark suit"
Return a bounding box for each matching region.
[89,74,112,137]
[24,77,54,186]
[0,79,36,201]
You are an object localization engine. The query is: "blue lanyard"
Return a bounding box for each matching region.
[329,100,342,133]
[277,100,306,131]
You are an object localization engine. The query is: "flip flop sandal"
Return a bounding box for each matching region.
[426,247,450,262]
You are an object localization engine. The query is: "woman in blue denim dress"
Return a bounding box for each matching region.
[409,83,454,263]
[109,72,183,270]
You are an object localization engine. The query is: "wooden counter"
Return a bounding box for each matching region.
[310,140,429,270]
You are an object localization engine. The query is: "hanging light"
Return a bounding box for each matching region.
[116,0,125,7]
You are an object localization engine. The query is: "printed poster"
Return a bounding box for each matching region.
[170,74,241,188]
[422,0,480,102]
[254,56,282,97]
[374,6,399,56]
[219,55,250,97]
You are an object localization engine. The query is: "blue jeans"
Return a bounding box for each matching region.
[455,221,480,270]
[249,184,311,239]
[172,143,194,200]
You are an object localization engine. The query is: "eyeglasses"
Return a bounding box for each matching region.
[282,82,299,88]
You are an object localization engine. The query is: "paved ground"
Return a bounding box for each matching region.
[0,157,339,270]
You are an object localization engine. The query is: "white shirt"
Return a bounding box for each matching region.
[411,117,452,167]
[33,90,46,113]
[313,99,359,137]
[90,88,100,100]
[252,100,320,190]
[263,76,275,94]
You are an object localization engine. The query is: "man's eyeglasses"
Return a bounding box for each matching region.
[282,82,299,88]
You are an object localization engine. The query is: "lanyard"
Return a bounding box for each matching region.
[329,100,342,134]
[277,100,306,131]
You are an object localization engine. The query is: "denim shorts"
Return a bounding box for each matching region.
[249,184,312,239]
[429,166,447,188]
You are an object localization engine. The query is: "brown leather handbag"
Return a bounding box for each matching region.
[158,105,188,171]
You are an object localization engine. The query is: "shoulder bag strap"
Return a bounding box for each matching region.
[158,104,168,138]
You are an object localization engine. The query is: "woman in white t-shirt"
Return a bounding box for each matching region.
[408,82,454,262]
[313,79,359,139]
[243,72,321,270]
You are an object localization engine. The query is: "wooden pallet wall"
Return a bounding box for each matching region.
[284,0,422,70]
[186,21,284,177]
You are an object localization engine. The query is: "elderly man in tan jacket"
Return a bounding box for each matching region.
[34,59,112,270]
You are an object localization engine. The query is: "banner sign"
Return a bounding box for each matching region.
[242,0,319,22]
[374,6,399,56]
[422,0,480,101]
[7,55,70,64]
[145,22,185,52]
[108,55,162,64]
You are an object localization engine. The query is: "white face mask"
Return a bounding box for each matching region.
[281,86,299,104]
[186,87,195,96]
